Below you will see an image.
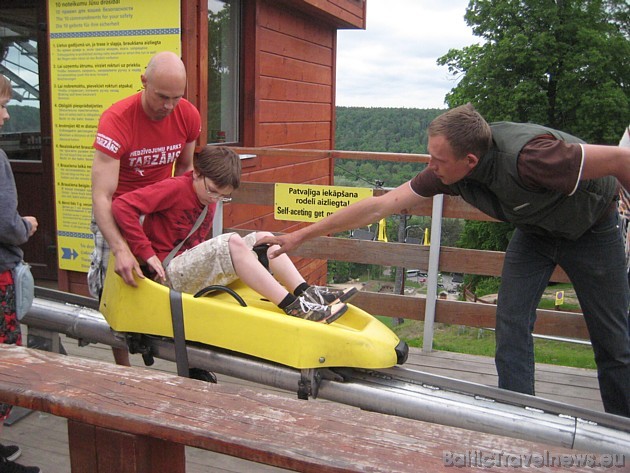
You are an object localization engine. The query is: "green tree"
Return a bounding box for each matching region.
[336,107,443,153]
[456,221,515,293]
[438,0,630,144]
[457,221,514,251]
[3,105,40,132]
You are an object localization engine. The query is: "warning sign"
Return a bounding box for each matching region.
[555,291,565,306]
[274,183,372,222]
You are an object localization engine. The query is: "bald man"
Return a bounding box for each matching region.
[88,51,201,364]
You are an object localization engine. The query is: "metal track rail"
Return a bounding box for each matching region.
[329,368,630,453]
[24,288,630,454]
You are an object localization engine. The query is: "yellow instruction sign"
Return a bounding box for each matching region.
[275,183,372,222]
[49,0,181,272]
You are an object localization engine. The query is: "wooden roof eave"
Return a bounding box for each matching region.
[273,0,367,30]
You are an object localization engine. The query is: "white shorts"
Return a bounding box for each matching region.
[165,232,258,295]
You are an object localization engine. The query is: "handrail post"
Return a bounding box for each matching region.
[212,201,223,238]
[422,194,444,353]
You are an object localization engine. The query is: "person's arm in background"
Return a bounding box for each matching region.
[580,144,630,193]
[173,140,196,176]
[260,182,425,258]
[173,101,201,177]
[0,154,37,245]
[91,149,143,286]
[22,216,37,237]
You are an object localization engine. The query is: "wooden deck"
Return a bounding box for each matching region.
[1,328,604,472]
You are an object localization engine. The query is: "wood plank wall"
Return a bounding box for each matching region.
[274,0,366,29]
[226,0,354,284]
[255,1,336,150]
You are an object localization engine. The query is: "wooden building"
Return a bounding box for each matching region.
[1,0,366,296]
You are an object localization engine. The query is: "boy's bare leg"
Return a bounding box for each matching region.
[229,234,300,305]
[230,233,347,323]
[253,232,305,291]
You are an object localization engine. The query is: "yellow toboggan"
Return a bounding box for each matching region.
[99,263,408,370]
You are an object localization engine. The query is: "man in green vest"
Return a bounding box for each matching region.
[260,104,630,417]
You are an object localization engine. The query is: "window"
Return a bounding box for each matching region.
[0,5,42,161]
[207,0,240,144]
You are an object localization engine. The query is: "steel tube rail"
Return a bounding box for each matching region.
[23,296,630,454]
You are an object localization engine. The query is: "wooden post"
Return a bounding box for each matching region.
[68,421,185,473]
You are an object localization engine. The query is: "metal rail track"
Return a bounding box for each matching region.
[23,287,630,454]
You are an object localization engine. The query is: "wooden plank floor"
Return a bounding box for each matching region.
[404,347,604,412]
[1,328,605,473]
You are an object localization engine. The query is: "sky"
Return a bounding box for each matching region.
[336,0,478,109]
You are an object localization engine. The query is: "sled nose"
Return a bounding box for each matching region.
[395,340,409,365]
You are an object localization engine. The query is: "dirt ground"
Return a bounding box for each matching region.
[477,286,579,306]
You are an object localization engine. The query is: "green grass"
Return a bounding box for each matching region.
[537,298,581,311]
[378,318,596,370]
[537,283,582,311]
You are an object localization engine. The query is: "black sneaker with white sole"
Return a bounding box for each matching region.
[0,445,20,462]
[0,457,41,473]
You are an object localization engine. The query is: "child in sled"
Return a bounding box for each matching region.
[112,146,355,323]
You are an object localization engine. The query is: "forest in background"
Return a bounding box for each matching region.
[335,107,443,154]
[2,104,40,133]
[331,106,463,284]
[334,107,442,189]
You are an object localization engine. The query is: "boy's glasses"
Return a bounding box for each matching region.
[203,177,232,202]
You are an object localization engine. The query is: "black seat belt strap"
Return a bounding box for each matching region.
[169,289,190,377]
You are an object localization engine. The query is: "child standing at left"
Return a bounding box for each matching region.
[0,74,42,473]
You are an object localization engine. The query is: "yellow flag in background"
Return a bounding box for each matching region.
[377,219,388,242]
[423,228,430,246]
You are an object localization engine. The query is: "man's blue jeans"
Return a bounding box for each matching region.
[495,209,630,417]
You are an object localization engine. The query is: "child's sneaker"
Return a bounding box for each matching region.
[302,285,358,305]
[322,301,348,324]
[284,296,347,323]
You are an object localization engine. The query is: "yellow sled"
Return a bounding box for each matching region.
[100,265,408,370]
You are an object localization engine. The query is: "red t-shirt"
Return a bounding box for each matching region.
[94,92,201,198]
[111,172,216,263]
